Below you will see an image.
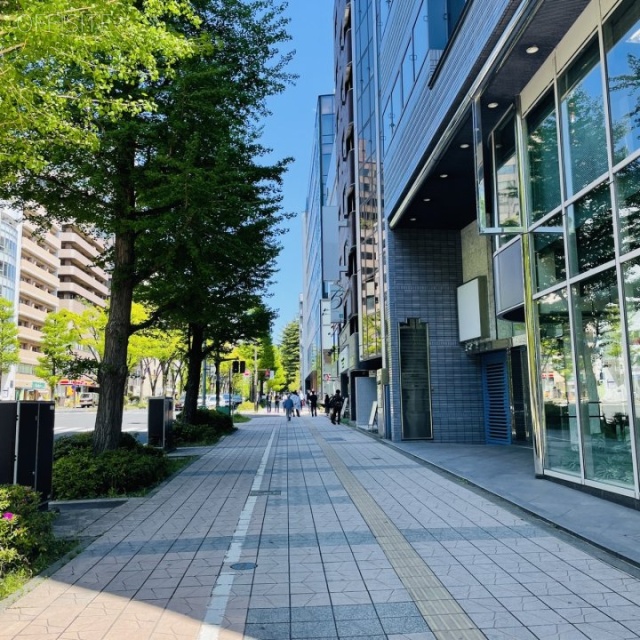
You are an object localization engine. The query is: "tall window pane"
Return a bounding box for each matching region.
[567,181,614,275]
[413,0,428,76]
[527,92,561,222]
[616,157,640,255]
[623,258,640,485]
[574,269,633,488]
[606,1,640,165]
[538,289,580,475]
[533,214,565,292]
[494,116,521,228]
[560,40,608,196]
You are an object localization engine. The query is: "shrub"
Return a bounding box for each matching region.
[52,433,171,500]
[172,408,235,446]
[0,485,56,578]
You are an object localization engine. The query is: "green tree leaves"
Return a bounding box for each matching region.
[0,297,19,392]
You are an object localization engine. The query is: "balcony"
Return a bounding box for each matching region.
[18,348,41,367]
[20,258,59,290]
[59,265,110,296]
[59,248,108,280]
[19,281,58,310]
[57,281,107,307]
[19,302,48,325]
[18,325,42,344]
[21,238,60,271]
[59,231,106,260]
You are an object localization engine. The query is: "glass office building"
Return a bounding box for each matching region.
[471,0,640,499]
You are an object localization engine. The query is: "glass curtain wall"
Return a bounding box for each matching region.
[523,0,640,493]
[355,0,382,360]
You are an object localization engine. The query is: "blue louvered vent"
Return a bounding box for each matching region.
[482,352,511,444]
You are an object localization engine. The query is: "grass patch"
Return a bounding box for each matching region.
[232,413,251,424]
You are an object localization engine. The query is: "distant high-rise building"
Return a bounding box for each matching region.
[301,95,338,397]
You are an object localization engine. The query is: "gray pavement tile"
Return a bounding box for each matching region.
[246,608,291,623]
[467,609,523,628]
[482,628,538,639]
[573,621,640,639]
[244,622,291,639]
[380,616,432,634]
[290,620,338,638]
[374,602,421,618]
[525,623,590,638]
[386,634,436,640]
[291,606,334,622]
[332,604,376,620]
[513,609,576,628]
[335,617,385,636]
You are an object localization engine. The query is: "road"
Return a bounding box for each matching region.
[54,408,149,443]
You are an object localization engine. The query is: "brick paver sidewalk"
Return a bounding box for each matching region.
[3,414,640,639]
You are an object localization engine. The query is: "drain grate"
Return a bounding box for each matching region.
[249,490,281,496]
[230,562,257,571]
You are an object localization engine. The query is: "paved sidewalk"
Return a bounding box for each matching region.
[3,414,640,639]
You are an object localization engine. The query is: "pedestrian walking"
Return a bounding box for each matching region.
[290,390,302,417]
[274,393,280,412]
[282,394,294,421]
[329,389,344,425]
[324,393,331,417]
[266,392,272,413]
[309,389,318,416]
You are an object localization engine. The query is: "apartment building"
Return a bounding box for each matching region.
[58,225,110,313]
[15,220,61,399]
[0,209,110,401]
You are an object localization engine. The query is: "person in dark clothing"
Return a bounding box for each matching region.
[329,390,344,425]
[309,390,318,416]
[324,394,331,417]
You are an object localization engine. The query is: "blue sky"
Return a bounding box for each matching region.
[260,2,334,344]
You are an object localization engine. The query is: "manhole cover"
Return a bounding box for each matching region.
[249,490,281,496]
[230,562,257,571]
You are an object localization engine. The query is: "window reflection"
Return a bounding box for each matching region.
[606,2,640,164]
[494,116,521,228]
[623,260,640,484]
[573,270,633,488]
[567,181,614,275]
[538,289,580,475]
[526,92,561,222]
[616,158,640,255]
[560,40,608,196]
[533,214,565,292]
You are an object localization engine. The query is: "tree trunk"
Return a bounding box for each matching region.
[182,323,204,424]
[93,231,136,453]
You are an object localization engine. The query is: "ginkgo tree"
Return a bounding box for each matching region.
[0,0,197,178]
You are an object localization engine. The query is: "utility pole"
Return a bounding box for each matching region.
[254,344,258,410]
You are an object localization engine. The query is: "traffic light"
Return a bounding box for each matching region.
[232,361,246,374]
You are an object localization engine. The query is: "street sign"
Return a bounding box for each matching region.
[264,369,271,379]
[243,371,251,377]
[324,374,332,381]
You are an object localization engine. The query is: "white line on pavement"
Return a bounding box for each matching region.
[198,429,276,640]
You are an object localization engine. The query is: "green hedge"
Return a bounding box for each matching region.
[172,408,235,446]
[0,485,56,578]
[52,433,169,500]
